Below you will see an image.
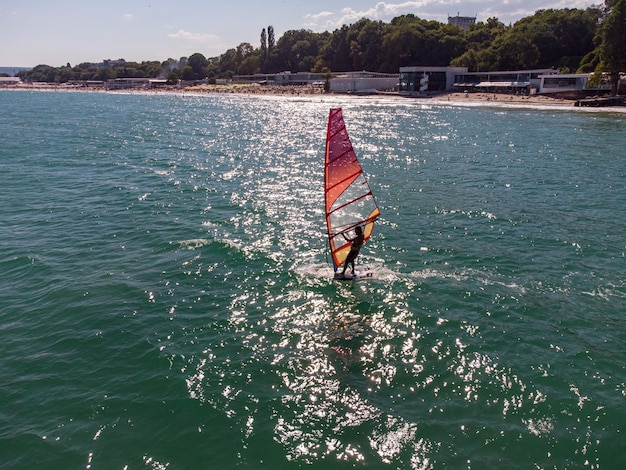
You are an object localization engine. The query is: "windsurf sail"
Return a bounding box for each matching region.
[324,108,380,271]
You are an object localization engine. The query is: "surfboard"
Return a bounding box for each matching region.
[333,268,375,281]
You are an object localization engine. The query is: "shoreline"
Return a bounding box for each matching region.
[2,83,625,114]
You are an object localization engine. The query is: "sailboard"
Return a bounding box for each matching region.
[324,108,380,280]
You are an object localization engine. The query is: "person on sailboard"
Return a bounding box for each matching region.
[341,226,365,276]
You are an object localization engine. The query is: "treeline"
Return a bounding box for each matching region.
[18,60,164,83]
[17,3,626,92]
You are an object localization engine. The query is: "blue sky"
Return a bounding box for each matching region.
[1,0,595,67]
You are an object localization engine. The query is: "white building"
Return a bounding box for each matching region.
[329,71,398,93]
[0,76,22,86]
[233,70,398,93]
[448,15,476,31]
[538,73,610,95]
[453,69,557,94]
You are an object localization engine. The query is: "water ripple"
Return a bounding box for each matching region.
[1,90,624,469]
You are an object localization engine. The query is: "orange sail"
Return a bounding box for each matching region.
[324,108,380,271]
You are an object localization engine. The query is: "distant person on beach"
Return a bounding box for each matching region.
[341,226,365,276]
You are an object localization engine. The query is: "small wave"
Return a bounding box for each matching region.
[435,208,498,221]
[295,262,396,281]
[218,238,245,253]
[409,268,470,282]
[582,286,623,301]
[295,262,334,279]
[178,238,212,250]
[487,280,528,296]
[176,237,247,260]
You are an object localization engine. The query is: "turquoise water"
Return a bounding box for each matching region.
[0,89,624,469]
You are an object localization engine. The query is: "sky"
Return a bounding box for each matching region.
[0,0,596,67]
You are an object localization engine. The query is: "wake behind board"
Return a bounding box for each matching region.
[333,268,375,281]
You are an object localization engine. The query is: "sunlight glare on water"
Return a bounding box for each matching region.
[0,90,624,469]
[156,95,623,468]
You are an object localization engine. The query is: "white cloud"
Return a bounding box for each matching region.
[303,1,597,31]
[167,29,220,44]
[337,1,431,24]
[305,11,334,21]
[122,13,134,22]
[303,10,335,29]
[307,1,445,31]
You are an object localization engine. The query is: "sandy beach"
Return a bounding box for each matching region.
[161,84,626,112]
[435,91,572,106]
[185,84,574,107]
[3,82,624,112]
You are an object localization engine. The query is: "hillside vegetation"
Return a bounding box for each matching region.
[16,3,625,93]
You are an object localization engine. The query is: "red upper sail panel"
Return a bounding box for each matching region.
[325,108,361,209]
[324,108,380,270]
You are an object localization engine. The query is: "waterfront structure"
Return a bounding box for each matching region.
[453,69,557,94]
[234,71,325,86]
[233,71,398,93]
[234,67,615,97]
[328,71,398,93]
[399,66,468,93]
[398,67,611,96]
[538,73,611,96]
[0,76,21,86]
[104,78,167,90]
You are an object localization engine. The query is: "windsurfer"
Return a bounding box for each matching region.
[341,226,365,276]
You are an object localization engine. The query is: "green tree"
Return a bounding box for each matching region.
[218,48,239,77]
[187,53,208,79]
[238,54,260,75]
[423,25,466,65]
[474,17,507,45]
[508,9,601,70]
[167,69,181,84]
[382,15,426,69]
[380,15,462,69]
[274,30,324,72]
[320,67,332,92]
[344,18,386,71]
[236,42,255,61]
[315,25,352,72]
[451,18,505,71]
[74,62,95,80]
[180,65,195,81]
[95,66,116,81]
[268,26,275,50]
[495,28,540,69]
[260,28,267,56]
[600,0,626,94]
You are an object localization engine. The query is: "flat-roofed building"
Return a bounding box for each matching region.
[448,15,476,31]
[0,76,22,86]
[233,70,398,93]
[399,66,468,93]
[453,69,558,94]
[537,73,613,95]
[103,78,168,90]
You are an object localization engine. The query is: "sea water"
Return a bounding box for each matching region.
[0,89,624,469]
